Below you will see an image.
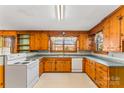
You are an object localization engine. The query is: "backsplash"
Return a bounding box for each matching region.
[108,52,124,59]
[92,52,124,63]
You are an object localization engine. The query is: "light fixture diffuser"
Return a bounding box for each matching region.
[56,5,64,21]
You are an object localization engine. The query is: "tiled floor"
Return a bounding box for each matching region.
[34,73,97,88]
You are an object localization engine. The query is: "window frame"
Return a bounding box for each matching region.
[50,36,78,52]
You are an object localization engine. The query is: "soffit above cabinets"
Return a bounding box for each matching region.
[0,5,120,31]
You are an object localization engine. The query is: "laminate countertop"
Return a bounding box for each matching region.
[84,55,124,67]
[25,52,124,67]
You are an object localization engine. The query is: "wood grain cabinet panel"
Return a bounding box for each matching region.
[0,31,3,35]
[1,31,16,36]
[120,7,124,52]
[79,34,89,51]
[30,32,36,50]
[90,60,96,81]
[43,58,56,72]
[108,67,124,88]
[95,63,109,88]
[41,32,49,50]
[30,32,49,51]
[109,11,121,52]
[121,8,124,37]
[89,6,124,52]
[103,19,110,52]
[56,61,64,72]
[39,58,44,77]
[43,58,71,72]
[0,65,4,88]
[84,58,124,88]
[103,11,121,52]
[84,58,95,81]
[62,58,71,72]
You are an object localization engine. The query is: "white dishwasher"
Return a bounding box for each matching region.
[72,58,83,72]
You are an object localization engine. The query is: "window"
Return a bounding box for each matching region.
[50,37,77,52]
[95,32,103,51]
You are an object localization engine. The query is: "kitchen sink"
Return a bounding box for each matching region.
[14,62,21,64]
[21,62,30,64]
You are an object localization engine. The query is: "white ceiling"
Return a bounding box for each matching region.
[0,5,120,31]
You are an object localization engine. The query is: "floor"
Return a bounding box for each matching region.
[34,73,97,88]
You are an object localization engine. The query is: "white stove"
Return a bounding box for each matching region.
[5,53,39,88]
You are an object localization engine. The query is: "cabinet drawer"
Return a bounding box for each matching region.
[97,80,108,88]
[96,63,108,72]
[96,73,108,81]
[96,68,108,77]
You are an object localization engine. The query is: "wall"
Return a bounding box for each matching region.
[0,31,90,52]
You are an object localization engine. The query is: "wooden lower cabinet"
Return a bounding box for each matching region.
[84,58,124,88]
[0,65,4,88]
[43,58,71,72]
[56,58,71,72]
[39,58,44,77]
[108,67,124,88]
[84,58,95,81]
[43,58,56,72]
[95,63,109,88]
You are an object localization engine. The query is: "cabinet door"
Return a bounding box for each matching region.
[56,58,71,72]
[103,19,110,52]
[36,32,42,50]
[0,65,4,88]
[84,58,90,73]
[41,32,49,50]
[30,32,49,50]
[121,17,124,36]
[30,32,35,50]
[95,63,108,88]
[56,61,64,72]
[109,12,121,52]
[39,61,44,77]
[89,60,95,81]
[30,32,39,50]
[121,8,124,37]
[79,34,88,50]
[44,61,55,72]
[83,58,86,72]
[122,18,124,52]
[121,8,124,52]
[44,58,56,72]
[63,61,71,72]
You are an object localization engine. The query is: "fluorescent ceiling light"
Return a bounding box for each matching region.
[56,5,64,21]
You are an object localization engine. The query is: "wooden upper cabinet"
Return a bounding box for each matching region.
[120,7,124,52]
[88,35,96,51]
[79,33,89,51]
[35,32,41,50]
[103,10,121,52]
[30,32,49,51]
[41,32,49,50]
[0,31,3,35]
[103,19,110,52]
[121,7,124,37]
[30,32,36,50]
[0,31,16,36]
[109,11,121,52]
[89,6,124,52]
